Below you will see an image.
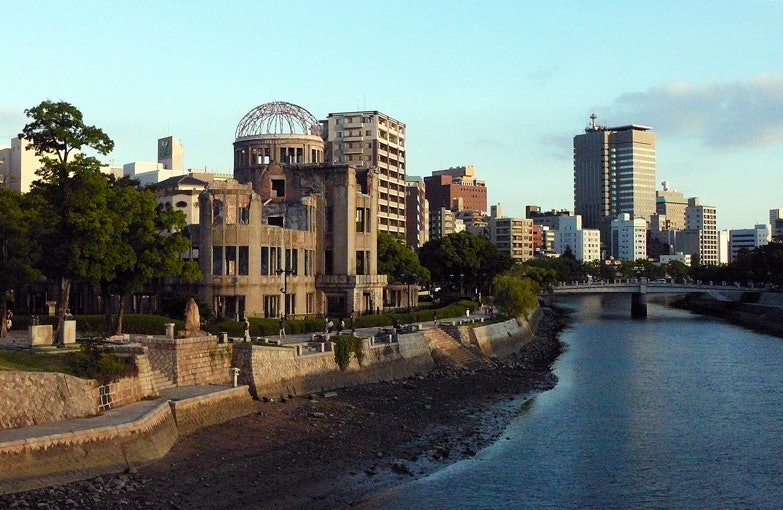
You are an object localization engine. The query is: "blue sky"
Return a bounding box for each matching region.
[2,1,781,230]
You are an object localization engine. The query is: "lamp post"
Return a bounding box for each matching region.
[277,267,296,319]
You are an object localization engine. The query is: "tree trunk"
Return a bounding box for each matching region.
[102,282,114,337]
[116,294,126,335]
[1,301,7,338]
[57,278,71,345]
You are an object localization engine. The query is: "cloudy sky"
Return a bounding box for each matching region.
[2,1,781,230]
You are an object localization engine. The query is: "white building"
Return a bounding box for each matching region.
[553,215,601,262]
[683,198,718,265]
[610,213,647,261]
[729,224,771,262]
[659,252,692,266]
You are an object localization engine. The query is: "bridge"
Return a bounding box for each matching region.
[551,279,757,318]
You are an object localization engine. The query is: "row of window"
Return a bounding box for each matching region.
[212,246,316,277]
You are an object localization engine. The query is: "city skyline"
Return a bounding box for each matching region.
[1,1,781,231]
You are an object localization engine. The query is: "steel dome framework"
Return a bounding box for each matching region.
[235,101,321,139]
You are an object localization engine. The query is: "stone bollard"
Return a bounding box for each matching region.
[164,323,175,339]
[218,332,228,344]
[230,367,240,388]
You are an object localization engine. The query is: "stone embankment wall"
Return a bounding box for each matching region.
[0,386,255,495]
[678,291,783,338]
[140,335,233,386]
[235,334,435,398]
[0,400,178,495]
[0,372,98,430]
[239,313,537,399]
[169,386,256,436]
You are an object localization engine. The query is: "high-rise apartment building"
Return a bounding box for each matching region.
[681,198,718,265]
[574,115,657,240]
[404,176,429,249]
[323,111,406,238]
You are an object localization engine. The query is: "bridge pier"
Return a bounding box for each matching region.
[631,292,647,319]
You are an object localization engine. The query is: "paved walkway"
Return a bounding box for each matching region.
[0,385,234,445]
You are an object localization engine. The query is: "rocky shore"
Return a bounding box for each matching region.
[0,308,568,510]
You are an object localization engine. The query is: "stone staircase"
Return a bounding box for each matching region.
[425,327,493,371]
[151,369,176,392]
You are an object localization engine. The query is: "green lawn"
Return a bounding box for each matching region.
[0,349,73,373]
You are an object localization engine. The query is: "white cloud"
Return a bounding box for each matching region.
[603,75,783,150]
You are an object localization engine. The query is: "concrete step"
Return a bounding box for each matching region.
[151,369,175,391]
[425,327,493,371]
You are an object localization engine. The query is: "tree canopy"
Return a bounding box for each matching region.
[419,231,513,297]
[376,232,430,283]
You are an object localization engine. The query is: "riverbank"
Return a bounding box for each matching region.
[0,308,568,509]
[673,291,783,338]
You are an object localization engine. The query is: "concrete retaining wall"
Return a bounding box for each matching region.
[0,386,255,495]
[0,401,178,495]
[471,310,540,358]
[168,386,256,436]
[236,333,435,399]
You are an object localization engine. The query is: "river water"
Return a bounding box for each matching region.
[364,294,783,509]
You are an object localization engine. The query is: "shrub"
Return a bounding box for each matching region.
[333,335,364,371]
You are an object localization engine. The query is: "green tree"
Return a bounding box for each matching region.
[0,190,44,336]
[419,232,513,298]
[492,273,539,319]
[100,180,201,334]
[21,100,115,344]
[376,232,430,283]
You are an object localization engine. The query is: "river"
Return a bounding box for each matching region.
[363,294,783,509]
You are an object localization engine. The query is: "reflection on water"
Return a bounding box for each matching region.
[366,296,783,509]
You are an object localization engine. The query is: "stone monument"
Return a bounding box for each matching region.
[179,298,208,337]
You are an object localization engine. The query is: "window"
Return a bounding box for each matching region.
[225,246,237,275]
[326,207,334,234]
[239,246,249,275]
[238,205,250,224]
[271,179,285,197]
[325,250,333,275]
[212,247,223,276]
[356,207,368,232]
[175,200,188,208]
[212,200,224,225]
[356,251,365,275]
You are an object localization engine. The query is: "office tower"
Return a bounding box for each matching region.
[323,111,406,237]
[424,165,488,213]
[574,114,657,236]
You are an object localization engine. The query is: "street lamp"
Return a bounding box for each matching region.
[277,267,296,319]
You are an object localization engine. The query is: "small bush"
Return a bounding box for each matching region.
[333,335,364,371]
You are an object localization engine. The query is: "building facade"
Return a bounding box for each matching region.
[404,176,429,248]
[424,166,487,214]
[682,198,718,265]
[574,115,656,244]
[322,110,406,238]
[610,213,648,261]
[553,215,601,262]
[195,102,386,320]
[729,224,771,262]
